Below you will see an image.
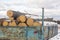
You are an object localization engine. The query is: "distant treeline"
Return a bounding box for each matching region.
[34,18,60,24]
[53,20,60,24]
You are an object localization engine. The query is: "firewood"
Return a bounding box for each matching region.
[18,23,27,27]
[9,17,14,21]
[9,20,17,26]
[7,10,26,20]
[18,15,26,22]
[27,18,34,26]
[2,21,8,26]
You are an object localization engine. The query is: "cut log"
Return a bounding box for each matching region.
[7,10,13,17]
[7,10,20,17]
[33,22,42,27]
[7,10,27,20]
[18,15,26,22]
[2,21,8,26]
[18,23,27,27]
[9,20,17,26]
[9,17,14,21]
[27,18,34,26]
[0,18,9,26]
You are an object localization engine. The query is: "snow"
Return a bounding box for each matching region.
[39,21,58,26]
[49,29,60,40]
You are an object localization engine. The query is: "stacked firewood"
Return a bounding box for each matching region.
[2,10,42,27]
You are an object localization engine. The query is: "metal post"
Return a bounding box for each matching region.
[42,8,44,40]
[48,26,50,40]
[25,27,28,40]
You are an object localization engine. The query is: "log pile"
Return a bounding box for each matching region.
[1,10,42,27]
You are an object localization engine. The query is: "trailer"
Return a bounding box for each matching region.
[0,8,58,40]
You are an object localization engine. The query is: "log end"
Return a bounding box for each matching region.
[27,18,34,26]
[9,20,17,26]
[3,21,8,26]
[18,15,26,22]
[7,10,13,17]
[18,23,27,27]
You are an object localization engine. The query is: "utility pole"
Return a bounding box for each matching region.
[42,8,44,40]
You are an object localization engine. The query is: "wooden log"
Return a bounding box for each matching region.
[7,10,13,17]
[18,23,27,27]
[18,15,26,22]
[7,10,21,20]
[9,20,17,26]
[27,18,34,26]
[33,22,42,27]
[0,18,9,26]
[2,21,9,26]
[7,10,27,20]
[7,10,20,17]
[9,17,14,21]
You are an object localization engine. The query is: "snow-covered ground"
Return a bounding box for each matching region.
[49,25,60,40]
[49,29,60,40]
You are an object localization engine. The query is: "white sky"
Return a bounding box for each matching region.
[0,0,60,20]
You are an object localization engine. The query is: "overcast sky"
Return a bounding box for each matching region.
[0,0,60,20]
